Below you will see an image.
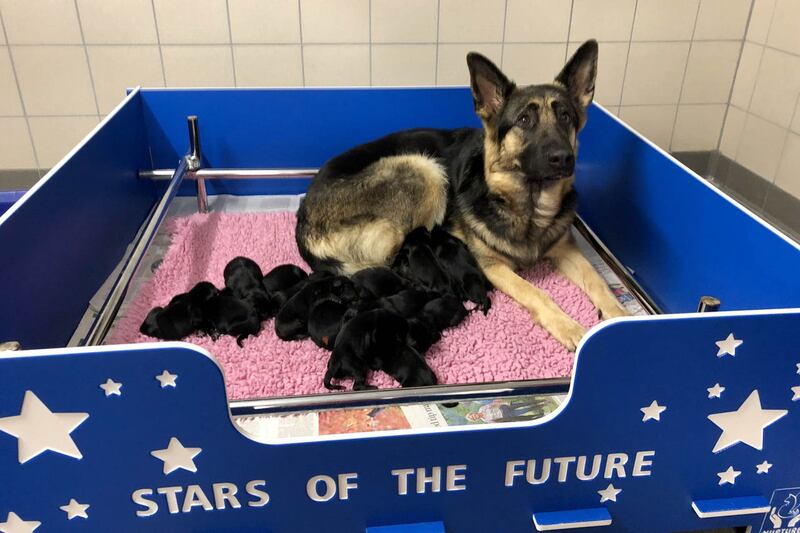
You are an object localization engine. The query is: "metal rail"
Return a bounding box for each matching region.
[82,157,190,345]
[573,216,663,316]
[230,377,571,415]
[139,168,318,180]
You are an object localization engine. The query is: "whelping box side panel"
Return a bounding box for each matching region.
[1,311,799,532]
[576,106,800,314]
[0,92,156,349]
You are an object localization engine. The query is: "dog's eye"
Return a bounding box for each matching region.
[558,111,571,124]
[517,114,531,127]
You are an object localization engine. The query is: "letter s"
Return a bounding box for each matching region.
[246,480,270,507]
[132,489,158,517]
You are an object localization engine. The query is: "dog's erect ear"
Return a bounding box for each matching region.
[556,39,598,111]
[467,52,514,121]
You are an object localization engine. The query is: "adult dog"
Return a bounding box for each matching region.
[296,40,626,350]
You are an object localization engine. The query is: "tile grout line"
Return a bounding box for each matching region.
[616,0,639,110]
[731,0,777,172]
[499,0,508,69]
[761,91,800,212]
[0,7,41,176]
[150,0,168,87]
[564,0,574,63]
[434,0,440,85]
[73,0,101,117]
[710,0,756,168]
[298,0,305,86]
[667,0,702,151]
[225,0,237,87]
[368,0,372,86]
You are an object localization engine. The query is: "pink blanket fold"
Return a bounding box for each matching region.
[107,211,600,400]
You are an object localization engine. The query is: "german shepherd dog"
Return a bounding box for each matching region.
[296,40,626,351]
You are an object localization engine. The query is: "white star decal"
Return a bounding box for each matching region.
[707,390,787,453]
[640,400,666,422]
[757,460,773,474]
[717,466,741,485]
[151,437,201,474]
[99,378,122,397]
[0,390,89,464]
[715,333,743,357]
[156,370,178,388]
[59,499,89,520]
[0,512,40,533]
[796,363,800,375]
[707,383,725,399]
[597,483,621,503]
[792,386,800,401]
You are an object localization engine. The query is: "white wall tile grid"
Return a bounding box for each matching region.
[0,0,754,178]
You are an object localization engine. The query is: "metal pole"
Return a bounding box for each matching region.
[139,168,318,180]
[186,116,207,214]
[83,157,191,346]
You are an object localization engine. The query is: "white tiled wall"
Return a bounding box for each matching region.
[0,0,752,174]
[720,0,800,200]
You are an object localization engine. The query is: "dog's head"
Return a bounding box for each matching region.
[467,39,598,186]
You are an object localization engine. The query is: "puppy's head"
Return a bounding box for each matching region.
[140,306,164,337]
[395,349,438,388]
[467,40,598,187]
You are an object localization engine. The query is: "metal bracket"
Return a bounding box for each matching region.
[185,115,207,213]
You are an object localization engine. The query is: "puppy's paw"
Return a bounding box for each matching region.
[538,313,586,352]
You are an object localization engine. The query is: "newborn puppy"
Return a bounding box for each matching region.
[406,318,441,353]
[378,288,434,318]
[308,297,349,349]
[393,227,450,294]
[140,281,219,340]
[351,267,407,299]
[262,264,308,295]
[430,226,492,313]
[324,309,437,390]
[224,256,274,319]
[203,288,261,347]
[420,294,469,331]
[275,275,357,340]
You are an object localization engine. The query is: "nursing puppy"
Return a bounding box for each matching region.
[275,275,357,340]
[308,297,349,349]
[324,309,437,391]
[351,266,407,299]
[296,40,627,350]
[224,256,274,319]
[262,264,309,307]
[140,281,218,340]
[430,226,492,313]
[203,288,262,347]
[392,228,451,294]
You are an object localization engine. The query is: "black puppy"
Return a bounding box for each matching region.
[324,309,437,391]
[224,256,274,319]
[393,227,451,294]
[140,281,219,340]
[378,288,434,318]
[275,275,357,340]
[351,267,407,299]
[430,226,492,313]
[420,294,469,331]
[203,288,262,347]
[406,317,441,353]
[308,297,349,349]
[262,264,309,307]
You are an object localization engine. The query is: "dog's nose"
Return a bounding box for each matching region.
[547,150,575,175]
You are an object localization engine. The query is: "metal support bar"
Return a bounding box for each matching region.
[139,168,318,180]
[230,377,571,415]
[573,216,663,315]
[186,116,208,214]
[82,157,190,346]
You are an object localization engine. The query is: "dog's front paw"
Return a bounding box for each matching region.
[599,300,628,320]
[538,313,586,352]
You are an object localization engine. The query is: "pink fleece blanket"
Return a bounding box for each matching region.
[107,211,600,400]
